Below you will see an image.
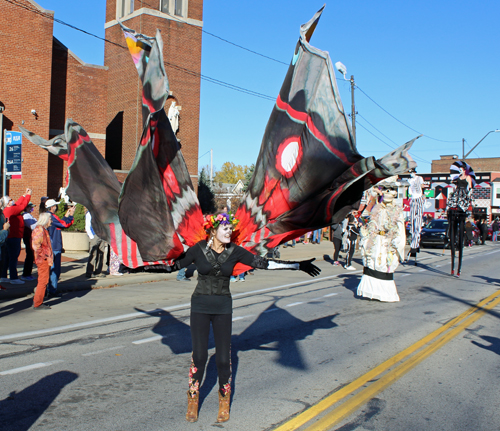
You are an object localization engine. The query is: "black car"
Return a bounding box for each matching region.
[420,219,449,248]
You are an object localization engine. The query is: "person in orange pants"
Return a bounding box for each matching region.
[31,213,53,310]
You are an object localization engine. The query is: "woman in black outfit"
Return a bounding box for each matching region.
[174,212,320,423]
[446,166,472,276]
[344,214,360,270]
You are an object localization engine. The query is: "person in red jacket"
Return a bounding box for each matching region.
[0,188,31,284]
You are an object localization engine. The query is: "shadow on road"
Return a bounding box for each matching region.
[230,302,338,399]
[419,286,500,320]
[472,274,500,286]
[134,303,339,408]
[336,273,361,297]
[0,288,93,319]
[0,370,78,431]
[471,335,500,356]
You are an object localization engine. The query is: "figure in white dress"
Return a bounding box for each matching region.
[168,101,180,135]
[406,168,426,265]
[357,177,405,302]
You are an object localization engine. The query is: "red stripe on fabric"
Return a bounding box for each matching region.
[276,95,308,122]
[130,238,139,268]
[121,231,129,267]
[67,133,91,168]
[276,95,351,165]
[109,223,118,255]
[305,116,349,164]
[325,186,345,220]
[142,94,156,118]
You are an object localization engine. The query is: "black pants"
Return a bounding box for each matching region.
[447,209,466,273]
[345,238,356,267]
[332,238,342,261]
[22,236,34,277]
[190,312,232,395]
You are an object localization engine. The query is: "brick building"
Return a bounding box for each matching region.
[431,155,500,174]
[0,0,202,209]
[400,155,500,222]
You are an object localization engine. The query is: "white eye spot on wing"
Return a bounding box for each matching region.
[281,141,299,172]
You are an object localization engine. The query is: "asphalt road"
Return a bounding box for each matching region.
[1,243,499,431]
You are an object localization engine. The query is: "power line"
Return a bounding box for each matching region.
[356,118,431,166]
[136,0,289,66]
[3,0,276,101]
[355,85,461,144]
[463,139,480,159]
[357,113,399,146]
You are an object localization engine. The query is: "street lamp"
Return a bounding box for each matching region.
[335,61,356,143]
[463,130,500,160]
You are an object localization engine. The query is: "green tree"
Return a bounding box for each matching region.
[213,162,249,184]
[243,163,255,192]
[198,168,216,214]
[56,202,86,232]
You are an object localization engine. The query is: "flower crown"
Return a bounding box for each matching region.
[203,212,239,231]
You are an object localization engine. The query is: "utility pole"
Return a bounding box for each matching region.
[463,130,500,160]
[462,138,465,161]
[350,75,356,143]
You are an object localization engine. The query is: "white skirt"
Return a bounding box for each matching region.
[357,274,400,302]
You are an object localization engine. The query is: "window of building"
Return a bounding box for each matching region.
[160,0,187,17]
[175,0,183,16]
[117,0,134,18]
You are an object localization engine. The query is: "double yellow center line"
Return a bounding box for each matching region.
[274,289,500,431]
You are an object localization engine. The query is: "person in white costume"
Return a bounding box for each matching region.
[357,177,405,302]
[168,101,180,135]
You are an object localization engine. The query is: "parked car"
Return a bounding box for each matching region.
[420,219,449,248]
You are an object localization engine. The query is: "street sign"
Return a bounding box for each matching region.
[5,131,22,179]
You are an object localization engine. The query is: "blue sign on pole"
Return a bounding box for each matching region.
[5,131,22,179]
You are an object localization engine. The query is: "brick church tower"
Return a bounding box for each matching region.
[104,0,203,187]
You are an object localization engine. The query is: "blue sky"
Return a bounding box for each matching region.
[37,0,500,174]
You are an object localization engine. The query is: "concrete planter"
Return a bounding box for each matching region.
[62,231,89,252]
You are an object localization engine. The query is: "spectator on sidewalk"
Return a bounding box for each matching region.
[230,271,245,282]
[0,188,32,285]
[479,219,488,245]
[38,196,48,215]
[330,223,343,265]
[31,213,53,310]
[176,267,190,281]
[85,210,107,277]
[46,199,74,297]
[312,228,322,244]
[492,218,499,242]
[22,202,37,281]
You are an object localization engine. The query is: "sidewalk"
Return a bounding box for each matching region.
[0,241,340,301]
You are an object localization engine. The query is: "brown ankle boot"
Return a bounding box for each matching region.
[217,389,231,423]
[186,391,199,422]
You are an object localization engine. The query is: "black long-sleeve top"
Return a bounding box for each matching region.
[177,240,268,314]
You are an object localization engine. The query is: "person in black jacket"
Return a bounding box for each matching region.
[330,223,343,265]
[177,212,320,423]
[344,213,360,270]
